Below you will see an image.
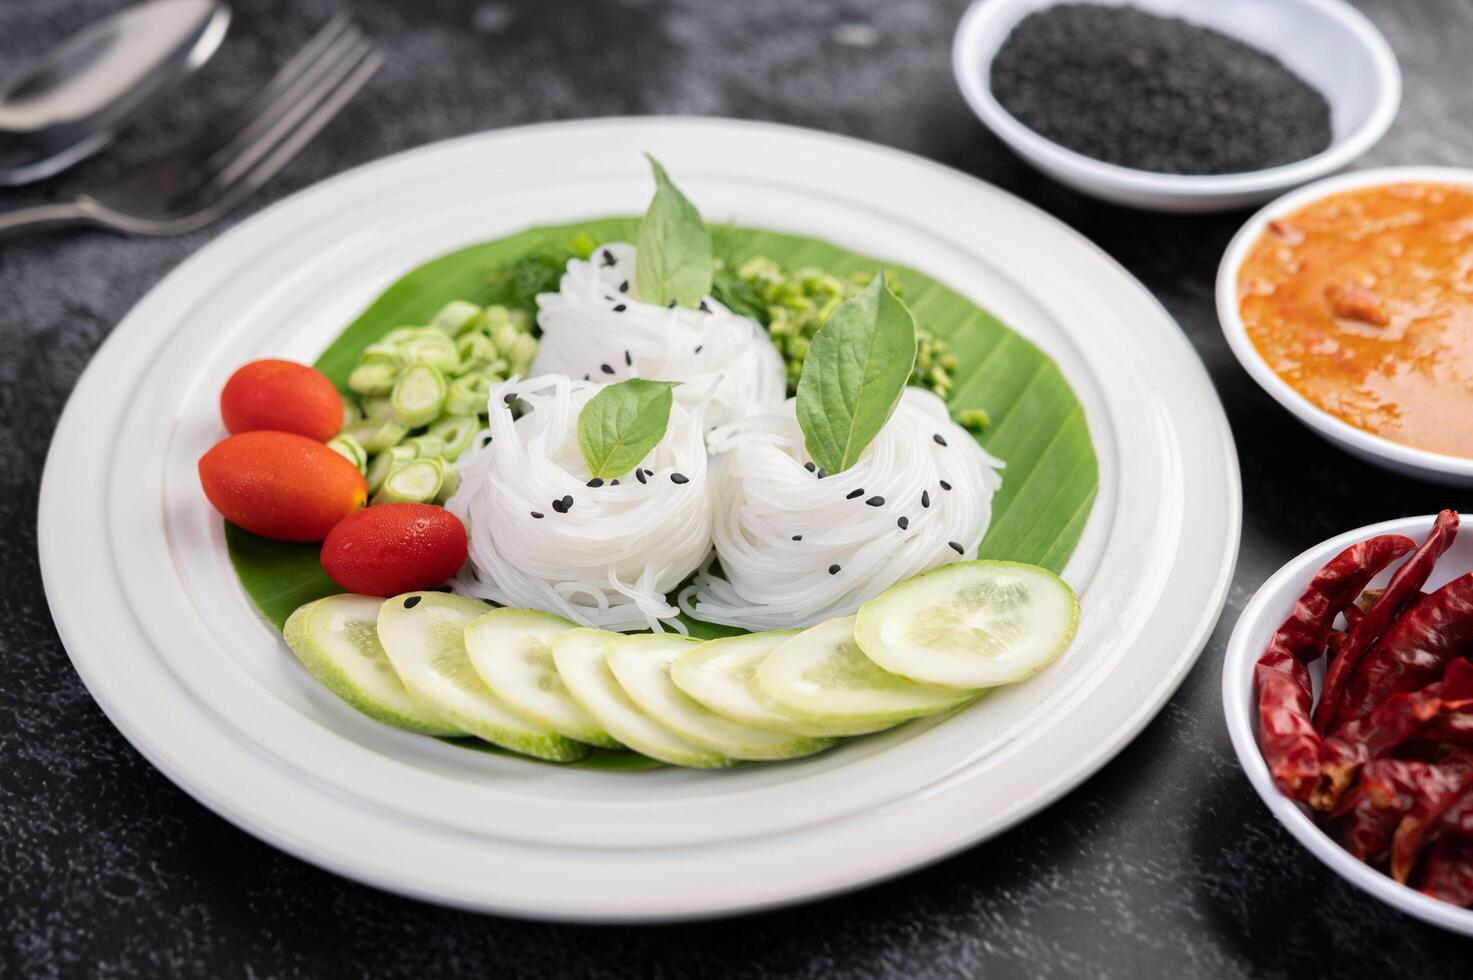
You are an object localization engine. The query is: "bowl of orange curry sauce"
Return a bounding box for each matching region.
[1218,167,1473,484]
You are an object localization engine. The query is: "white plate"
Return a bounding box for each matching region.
[38,117,1240,921]
[1217,166,1473,485]
[1223,515,1473,935]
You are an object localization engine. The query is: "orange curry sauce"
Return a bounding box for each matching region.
[1238,182,1473,458]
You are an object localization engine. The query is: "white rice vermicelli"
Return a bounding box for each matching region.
[681,387,1004,631]
[531,242,787,429]
[446,375,714,633]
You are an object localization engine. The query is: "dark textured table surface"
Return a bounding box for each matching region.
[3,0,1472,976]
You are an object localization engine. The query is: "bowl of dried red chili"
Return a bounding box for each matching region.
[1225,510,1473,932]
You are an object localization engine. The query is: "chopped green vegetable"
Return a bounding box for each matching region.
[577,378,678,479]
[347,418,409,454]
[366,444,416,494]
[955,408,991,434]
[339,394,362,428]
[428,300,483,336]
[398,329,459,373]
[427,414,479,461]
[446,372,498,416]
[795,276,917,475]
[636,155,712,308]
[326,433,368,474]
[391,363,449,428]
[347,352,401,396]
[373,457,446,504]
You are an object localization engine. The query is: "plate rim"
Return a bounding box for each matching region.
[38,115,1241,920]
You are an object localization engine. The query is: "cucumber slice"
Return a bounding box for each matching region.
[551,629,730,769]
[607,635,834,761]
[754,616,973,727]
[376,592,589,762]
[672,632,887,737]
[283,595,461,736]
[855,560,1080,689]
[464,609,618,748]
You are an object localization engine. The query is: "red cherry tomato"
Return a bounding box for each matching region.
[220,358,342,441]
[199,431,366,541]
[320,504,469,596]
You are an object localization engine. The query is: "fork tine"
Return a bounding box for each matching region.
[194,19,366,179]
[199,42,381,214]
[207,35,377,192]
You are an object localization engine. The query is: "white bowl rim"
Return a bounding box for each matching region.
[952,0,1402,199]
[1222,513,1473,934]
[1215,165,1473,480]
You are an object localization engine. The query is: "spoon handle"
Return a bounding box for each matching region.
[0,201,91,240]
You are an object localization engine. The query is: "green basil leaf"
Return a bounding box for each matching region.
[636,155,712,308]
[795,275,918,474]
[578,378,680,479]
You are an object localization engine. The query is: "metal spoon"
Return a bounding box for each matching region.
[0,0,231,185]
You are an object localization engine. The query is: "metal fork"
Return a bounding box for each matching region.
[0,16,380,240]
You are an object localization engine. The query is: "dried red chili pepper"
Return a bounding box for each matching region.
[1421,835,1473,906]
[1336,752,1473,864]
[1392,763,1473,883]
[1338,572,1473,725]
[1317,510,1460,733]
[1441,782,1473,838]
[1423,709,1473,747]
[1329,658,1473,767]
[1256,534,1415,803]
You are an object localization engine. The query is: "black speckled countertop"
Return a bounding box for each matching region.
[3,0,1472,975]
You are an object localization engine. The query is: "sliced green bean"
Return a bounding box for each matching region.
[455,332,498,376]
[445,372,498,416]
[347,418,409,454]
[398,329,459,373]
[427,414,479,460]
[326,434,368,475]
[390,363,448,428]
[339,393,362,429]
[436,462,462,503]
[373,458,446,505]
[365,445,416,494]
[429,300,484,337]
[347,352,402,396]
[403,434,447,459]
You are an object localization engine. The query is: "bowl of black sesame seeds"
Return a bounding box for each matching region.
[953,0,1401,212]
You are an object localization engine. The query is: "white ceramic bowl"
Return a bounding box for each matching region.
[1217,166,1473,486]
[1223,514,1473,936]
[952,0,1401,212]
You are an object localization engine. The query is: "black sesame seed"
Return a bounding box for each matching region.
[804,461,816,473]
[933,433,948,447]
[670,472,689,485]
[698,300,711,313]
[601,248,615,266]
[635,469,647,484]
[828,564,841,575]
[481,436,492,447]
[613,304,627,313]
[949,541,964,554]
[587,478,605,488]
[866,496,885,507]
[816,469,826,479]
[897,516,910,530]
[552,495,574,514]
[940,480,952,491]
[921,490,931,508]
[403,596,421,609]
[604,295,615,302]
[668,300,678,309]
[530,511,544,519]
[619,280,629,292]
[846,489,864,500]
[792,534,803,541]
[503,392,517,404]
[583,374,591,381]
[611,479,620,486]
[600,363,615,375]
[694,344,703,354]
[624,350,632,366]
